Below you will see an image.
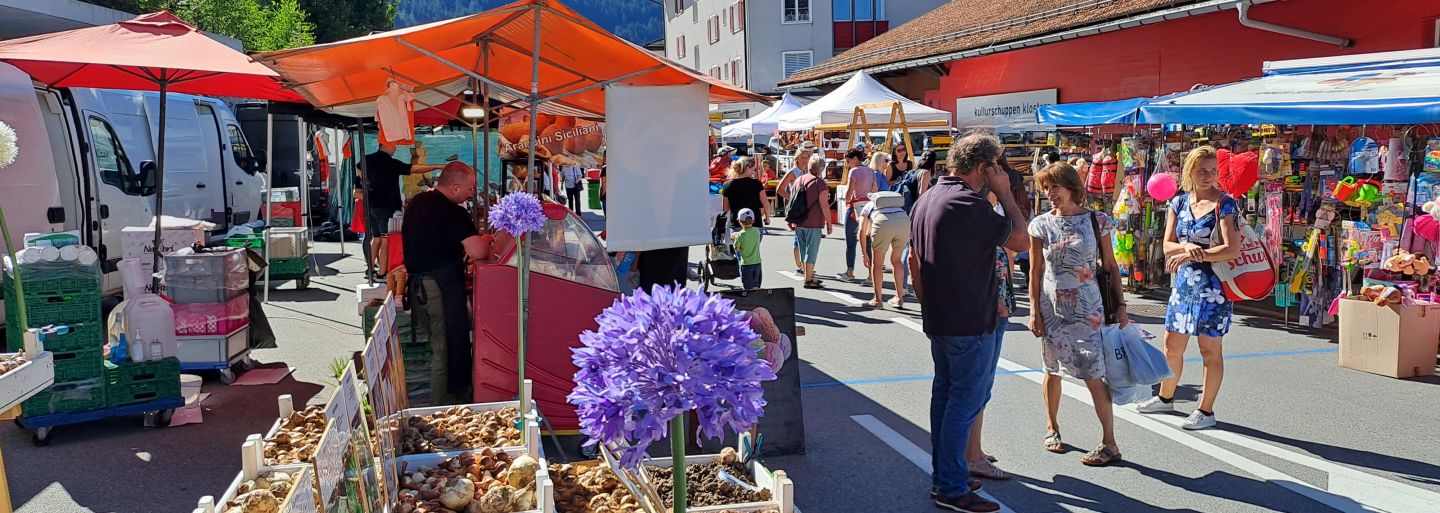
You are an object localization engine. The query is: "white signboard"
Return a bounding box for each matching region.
[603,83,713,252]
[955,89,1057,133]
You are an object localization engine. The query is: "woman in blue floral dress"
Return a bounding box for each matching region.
[1136,146,1242,431]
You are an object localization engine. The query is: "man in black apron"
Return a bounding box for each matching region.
[402,162,486,406]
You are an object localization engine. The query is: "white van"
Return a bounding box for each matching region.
[0,61,266,302]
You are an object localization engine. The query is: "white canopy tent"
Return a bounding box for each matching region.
[721,92,806,140]
[777,72,951,132]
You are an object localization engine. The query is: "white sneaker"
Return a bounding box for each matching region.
[1181,410,1216,430]
[1135,396,1174,414]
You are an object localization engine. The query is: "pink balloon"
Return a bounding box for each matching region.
[1147,172,1178,201]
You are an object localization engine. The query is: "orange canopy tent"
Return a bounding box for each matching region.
[0,12,304,283]
[255,0,767,121]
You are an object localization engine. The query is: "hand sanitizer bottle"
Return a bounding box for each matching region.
[130,328,146,363]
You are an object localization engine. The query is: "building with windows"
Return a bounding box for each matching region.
[663,0,946,118]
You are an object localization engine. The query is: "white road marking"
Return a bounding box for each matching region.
[891,317,926,333]
[888,315,1429,512]
[851,414,1017,513]
[776,270,803,281]
[825,290,864,305]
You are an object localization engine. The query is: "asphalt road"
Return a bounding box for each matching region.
[4,212,1438,513]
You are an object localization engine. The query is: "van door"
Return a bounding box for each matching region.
[35,90,87,239]
[223,118,263,225]
[82,113,154,266]
[195,102,234,230]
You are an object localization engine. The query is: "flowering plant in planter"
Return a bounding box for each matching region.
[569,285,776,512]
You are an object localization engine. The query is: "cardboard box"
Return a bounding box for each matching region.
[121,226,207,273]
[1338,298,1440,378]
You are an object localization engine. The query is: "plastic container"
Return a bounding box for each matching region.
[180,374,202,404]
[124,296,178,360]
[173,292,250,336]
[163,248,248,303]
[22,377,106,416]
[266,227,309,259]
[268,187,302,202]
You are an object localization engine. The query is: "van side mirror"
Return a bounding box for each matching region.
[135,160,157,196]
[244,151,267,175]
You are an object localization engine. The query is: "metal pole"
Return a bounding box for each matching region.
[482,39,492,213]
[338,130,346,258]
[300,120,314,277]
[264,111,274,303]
[150,79,169,292]
[358,119,373,286]
[517,3,541,421]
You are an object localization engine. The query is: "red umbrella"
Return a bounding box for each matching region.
[0,11,305,284]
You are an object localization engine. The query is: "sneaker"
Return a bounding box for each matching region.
[794,268,804,276]
[839,271,856,281]
[933,492,1000,513]
[930,481,983,499]
[1135,396,1174,414]
[1181,410,1216,430]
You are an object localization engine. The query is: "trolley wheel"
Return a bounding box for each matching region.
[295,274,311,290]
[147,409,174,428]
[219,368,238,385]
[236,356,256,372]
[31,427,50,446]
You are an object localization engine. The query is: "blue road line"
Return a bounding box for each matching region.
[799,347,1337,390]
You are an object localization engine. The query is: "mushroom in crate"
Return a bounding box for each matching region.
[394,448,545,513]
[401,405,525,454]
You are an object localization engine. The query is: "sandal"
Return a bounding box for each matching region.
[862,299,883,309]
[803,280,823,289]
[886,298,904,309]
[968,461,1012,480]
[1044,431,1065,454]
[1081,445,1122,467]
[986,454,998,463]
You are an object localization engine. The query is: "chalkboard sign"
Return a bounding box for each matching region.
[720,288,806,456]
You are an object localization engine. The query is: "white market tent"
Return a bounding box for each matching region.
[777,72,951,132]
[721,92,806,139]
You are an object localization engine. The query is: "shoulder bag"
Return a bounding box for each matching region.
[1089,211,1121,325]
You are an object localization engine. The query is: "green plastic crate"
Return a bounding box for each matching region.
[226,233,267,250]
[3,265,99,301]
[51,346,105,383]
[22,378,106,416]
[105,357,181,387]
[269,257,308,277]
[107,379,181,407]
[30,323,105,354]
[3,279,101,349]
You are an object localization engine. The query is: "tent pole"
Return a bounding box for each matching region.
[264,111,274,303]
[482,38,492,213]
[300,119,314,276]
[517,2,542,423]
[150,79,169,293]
[358,119,373,286]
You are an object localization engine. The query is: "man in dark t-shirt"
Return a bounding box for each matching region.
[908,133,1029,513]
[402,162,484,405]
[358,142,446,277]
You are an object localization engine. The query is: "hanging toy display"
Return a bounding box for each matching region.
[1145,172,1178,202]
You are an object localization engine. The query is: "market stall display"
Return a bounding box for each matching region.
[0,330,54,421]
[164,249,254,381]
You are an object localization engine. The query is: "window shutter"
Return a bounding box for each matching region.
[782,52,813,78]
[736,1,745,31]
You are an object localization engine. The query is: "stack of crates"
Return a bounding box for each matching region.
[5,259,108,416]
[165,248,250,344]
[105,357,181,407]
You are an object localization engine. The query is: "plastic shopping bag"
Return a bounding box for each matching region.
[1118,324,1174,385]
[1102,326,1150,405]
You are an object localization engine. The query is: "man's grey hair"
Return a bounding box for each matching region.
[946,131,1002,176]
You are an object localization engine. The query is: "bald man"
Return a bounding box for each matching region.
[402,162,485,405]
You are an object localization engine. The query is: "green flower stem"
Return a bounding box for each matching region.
[671,415,686,513]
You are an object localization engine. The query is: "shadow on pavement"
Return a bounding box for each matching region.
[793,295,898,328]
[1220,422,1440,488]
[3,375,325,513]
[1116,461,1369,513]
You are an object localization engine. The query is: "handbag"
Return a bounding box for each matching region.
[1089,211,1121,325]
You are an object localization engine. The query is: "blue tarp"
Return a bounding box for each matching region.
[1139,48,1440,125]
[1035,91,1192,126]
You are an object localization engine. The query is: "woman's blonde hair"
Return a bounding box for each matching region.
[869,151,891,170]
[1182,146,1218,192]
[1034,162,1085,206]
[727,156,754,179]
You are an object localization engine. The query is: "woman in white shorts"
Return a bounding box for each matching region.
[859,188,910,308]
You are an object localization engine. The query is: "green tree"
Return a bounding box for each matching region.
[299,0,398,43]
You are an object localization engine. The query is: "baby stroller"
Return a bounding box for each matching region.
[698,213,741,292]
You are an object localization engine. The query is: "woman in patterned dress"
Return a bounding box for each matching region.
[1027,162,1129,467]
[1136,146,1241,430]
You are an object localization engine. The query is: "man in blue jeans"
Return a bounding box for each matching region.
[909,133,1030,512]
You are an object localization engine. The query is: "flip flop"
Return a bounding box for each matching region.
[862,299,883,309]
[886,298,904,309]
[1081,445,1123,467]
[1044,431,1065,454]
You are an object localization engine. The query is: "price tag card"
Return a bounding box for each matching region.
[281,466,319,513]
[313,419,351,507]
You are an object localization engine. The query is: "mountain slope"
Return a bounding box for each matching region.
[395,0,662,44]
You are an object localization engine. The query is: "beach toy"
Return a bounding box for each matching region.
[1332,176,1359,202]
[1146,172,1178,201]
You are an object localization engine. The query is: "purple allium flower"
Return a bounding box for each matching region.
[567,285,776,468]
[487,191,546,236]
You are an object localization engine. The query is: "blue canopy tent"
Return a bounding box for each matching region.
[1035,90,1196,126]
[1139,48,1440,125]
